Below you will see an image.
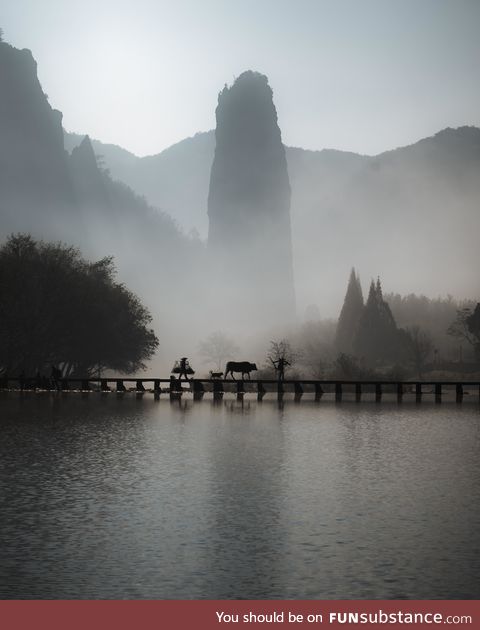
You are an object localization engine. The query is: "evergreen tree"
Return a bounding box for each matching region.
[353,277,402,365]
[335,268,364,354]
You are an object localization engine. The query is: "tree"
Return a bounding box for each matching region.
[335,268,364,354]
[405,325,433,378]
[447,304,480,361]
[0,234,158,376]
[266,339,298,374]
[353,277,402,365]
[198,331,239,371]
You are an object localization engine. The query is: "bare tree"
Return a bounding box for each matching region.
[267,339,296,366]
[266,339,299,380]
[198,331,239,371]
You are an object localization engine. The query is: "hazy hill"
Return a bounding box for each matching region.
[0,40,199,268]
[65,125,480,315]
[65,129,215,236]
[0,40,204,370]
[0,40,74,234]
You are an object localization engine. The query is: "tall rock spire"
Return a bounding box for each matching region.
[207,71,295,329]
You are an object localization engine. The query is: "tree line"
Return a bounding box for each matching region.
[332,268,479,374]
[313,268,479,379]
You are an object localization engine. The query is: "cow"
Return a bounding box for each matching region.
[225,361,258,380]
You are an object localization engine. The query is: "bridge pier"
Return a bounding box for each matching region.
[314,383,323,401]
[277,381,284,400]
[193,379,205,400]
[375,383,382,402]
[456,383,463,403]
[355,383,362,402]
[435,383,442,403]
[397,383,403,402]
[213,379,224,400]
[236,381,245,400]
[415,383,422,402]
[335,382,342,402]
[116,380,126,393]
[294,382,303,402]
[257,381,266,401]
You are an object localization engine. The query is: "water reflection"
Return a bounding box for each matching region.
[0,394,479,599]
[205,399,285,597]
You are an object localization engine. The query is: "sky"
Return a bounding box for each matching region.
[1,0,480,156]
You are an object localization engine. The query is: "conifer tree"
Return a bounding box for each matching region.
[353,277,401,364]
[335,268,364,354]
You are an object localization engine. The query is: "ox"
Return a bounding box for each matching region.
[225,361,258,380]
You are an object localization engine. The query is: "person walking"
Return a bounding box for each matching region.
[177,357,194,381]
[273,356,290,381]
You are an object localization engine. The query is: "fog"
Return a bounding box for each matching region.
[3,0,480,156]
[1,8,479,377]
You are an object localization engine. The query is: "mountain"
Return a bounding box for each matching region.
[66,125,480,315]
[0,40,204,370]
[64,129,215,236]
[207,71,295,327]
[0,40,74,235]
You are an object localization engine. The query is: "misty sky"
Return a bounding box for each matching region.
[2,0,480,156]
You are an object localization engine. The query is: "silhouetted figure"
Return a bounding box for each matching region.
[225,361,257,380]
[172,357,194,381]
[50,365,62,391]
[273,357,290,381]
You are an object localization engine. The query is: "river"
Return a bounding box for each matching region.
[0,393,479,599]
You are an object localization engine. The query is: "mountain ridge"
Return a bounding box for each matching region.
[63,123,480,314]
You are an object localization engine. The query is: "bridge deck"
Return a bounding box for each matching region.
[1,376,479,402]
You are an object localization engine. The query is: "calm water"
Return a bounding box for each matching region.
[0,393,479,599]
